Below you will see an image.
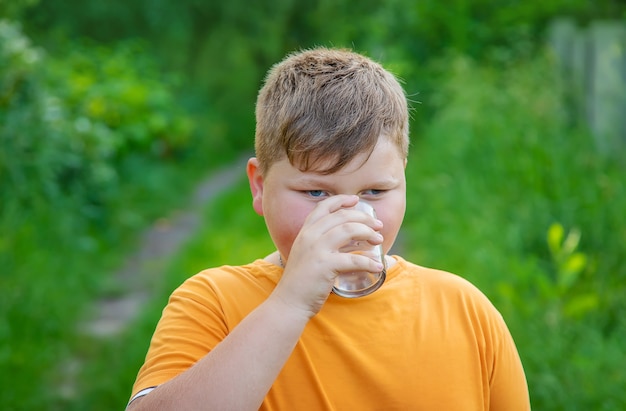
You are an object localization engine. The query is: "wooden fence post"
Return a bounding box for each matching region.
[548,19,626,154]
[588,21,626,154]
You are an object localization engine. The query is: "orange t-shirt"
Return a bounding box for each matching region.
[131,256,530,410]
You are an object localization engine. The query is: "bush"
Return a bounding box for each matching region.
[1,22,194,219]
[0,21,202,410]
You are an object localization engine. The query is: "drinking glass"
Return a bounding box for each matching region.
[332,201,386,298]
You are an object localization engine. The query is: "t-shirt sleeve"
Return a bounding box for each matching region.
[488,312,531,410]
[425,266,531,410]
[129,275,229,399]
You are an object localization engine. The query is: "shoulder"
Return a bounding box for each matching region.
[173,260,281,297]
[390,256,502,320]
[164,260,282,321]
[392,256,489,296]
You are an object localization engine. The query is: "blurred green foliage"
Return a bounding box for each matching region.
[21,0,625,148]
[78,51,625,411]
[2,0,626,410]
[0,19,203,410]
[401,51,626,410]
[0,0,38,20]
[1,21,194,219]
[413,52,625,326]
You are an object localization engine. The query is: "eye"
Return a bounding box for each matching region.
[360,189,385,196]
[305,190,329,198]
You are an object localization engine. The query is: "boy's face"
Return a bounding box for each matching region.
[247,137,407,260]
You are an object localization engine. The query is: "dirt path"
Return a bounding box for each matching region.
[83,154,250,337]
[58,154,250,400]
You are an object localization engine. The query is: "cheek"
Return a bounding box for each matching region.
[265,202,312,255]
[273,217,302,247]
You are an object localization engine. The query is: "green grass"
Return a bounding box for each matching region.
[0,150,237,410]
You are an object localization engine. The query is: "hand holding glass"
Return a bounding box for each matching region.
[332,201,387,298]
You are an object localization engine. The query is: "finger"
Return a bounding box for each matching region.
[302,194,360,226]
[333,252,385,274]
[294,217,380,259]
[327,222,384,247]
[305,204,383,239]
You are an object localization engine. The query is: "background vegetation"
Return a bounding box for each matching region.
[2,0,625,410]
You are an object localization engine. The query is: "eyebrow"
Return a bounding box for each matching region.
[364,178,401,188]
[292,177,333,187]
[294,176,400,189]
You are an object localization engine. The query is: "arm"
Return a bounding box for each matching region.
[128,195,384,410]
[127,293,310,411]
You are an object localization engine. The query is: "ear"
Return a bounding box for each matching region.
[247,157,265,216]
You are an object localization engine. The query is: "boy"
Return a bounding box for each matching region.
[127,47,530,410]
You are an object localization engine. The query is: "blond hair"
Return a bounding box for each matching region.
[254,47,409,175]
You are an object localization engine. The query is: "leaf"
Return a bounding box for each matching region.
[557,252,587,293]
[562,227,581,255]
[563,252,587,276]
[547,222,564,258]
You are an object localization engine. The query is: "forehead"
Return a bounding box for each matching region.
[293,151,368,175]
[289,135,404,175]
[268,137,405,180]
